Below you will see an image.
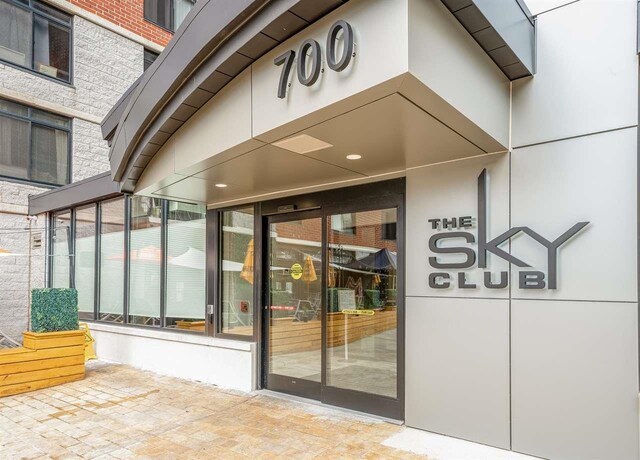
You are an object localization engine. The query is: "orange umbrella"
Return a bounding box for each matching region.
[240,239,254,284]
[301,254,317,283]
[327,251,336,288]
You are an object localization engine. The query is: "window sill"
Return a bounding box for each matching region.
[86,321,254,352]
[0,58,75,88]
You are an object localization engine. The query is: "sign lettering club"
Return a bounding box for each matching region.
[428,169,589,290]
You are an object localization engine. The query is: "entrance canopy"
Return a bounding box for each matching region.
[92,0,534,210]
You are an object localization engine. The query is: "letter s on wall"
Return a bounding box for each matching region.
[428,232,476,269]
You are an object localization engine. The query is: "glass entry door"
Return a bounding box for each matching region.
[266,211,323,399]
[264,202,402,419]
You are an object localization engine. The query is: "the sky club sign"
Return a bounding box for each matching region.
[428,169,589,290]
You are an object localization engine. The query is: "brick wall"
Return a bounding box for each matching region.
[68,0,172,47]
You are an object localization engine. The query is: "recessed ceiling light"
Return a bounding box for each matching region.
[215,183,227,188]
[272,134,333,154]
[346,154,362,160]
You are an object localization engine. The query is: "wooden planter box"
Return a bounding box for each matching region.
[269,308,398,355]
[0,330,85,397]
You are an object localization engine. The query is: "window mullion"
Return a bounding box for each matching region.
[123,195,131,324]
[160,200,168,328]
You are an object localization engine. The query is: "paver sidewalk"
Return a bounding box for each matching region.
[0,361,420,459]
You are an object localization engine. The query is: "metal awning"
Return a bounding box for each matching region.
[28,172,121,215]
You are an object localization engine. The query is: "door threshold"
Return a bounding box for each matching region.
[257,389,404,425]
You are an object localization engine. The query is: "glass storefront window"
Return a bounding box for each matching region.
[220,207,254,335]
[99,198,124,322]
[129,196,162,326]
[326,208,398,398]
[166,202,206,332]
[51,209,70,288]
[75,205,95,320]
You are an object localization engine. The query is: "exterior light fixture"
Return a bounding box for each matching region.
[346,154,362,160]
[215,183,227,188]
[272,134,333,154]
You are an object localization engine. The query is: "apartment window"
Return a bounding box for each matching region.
[144,0,194,32]
[0,98,70,186]
[144,49,158,71]
[0,0,72,82]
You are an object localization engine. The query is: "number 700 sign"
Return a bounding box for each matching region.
[274,20,356,99]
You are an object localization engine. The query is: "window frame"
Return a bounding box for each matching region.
[211,203,260,342]
[143,48,159,71]
[0,98,72,187]
[0,0,74,85]
[143,0,194,33]
[143,0,174,33]
[47,195,209,335]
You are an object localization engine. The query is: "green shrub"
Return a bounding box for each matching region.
[31,288,79,333]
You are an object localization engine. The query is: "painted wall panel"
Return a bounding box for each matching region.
[523,0,576,15]
[408,0,510,148]
[406,153,510,298]
[511,299,639,460]
[511,128,637,302]
[512,0,638,147]
[251,0,409,139]
[405,296,510,450]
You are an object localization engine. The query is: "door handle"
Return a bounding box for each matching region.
[207,304,215,325]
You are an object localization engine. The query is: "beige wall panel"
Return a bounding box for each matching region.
[173,68,255,174]
[511,128,637,302]
[512,0,638,147]
[512,299,639,460]
[408,0,510,149]
[251,0,409,140]
[406,296,510,449]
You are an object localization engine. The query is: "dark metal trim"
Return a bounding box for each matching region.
[160,199,168,328]
[69,208,76,290]
[259,179,405,419]
[441,0,535,80]
[206,208,218,337]
[123,195,131,324]
[93,202,100,321]
[29,172,122,215]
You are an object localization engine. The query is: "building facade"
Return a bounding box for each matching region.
[0,0,196,340]
[28,0,640,459]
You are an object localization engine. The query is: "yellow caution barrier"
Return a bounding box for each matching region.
[79,322,96,361]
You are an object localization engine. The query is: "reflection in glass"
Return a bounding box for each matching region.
[129,197,162,326]
[75,205,95,320]
[166,202,206,332]
[51,210,71,288]
[99,198,124,322]
[0,1,32,67]
[269,216,322,381]
[220,207,254,335]
[326,209,398,398]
